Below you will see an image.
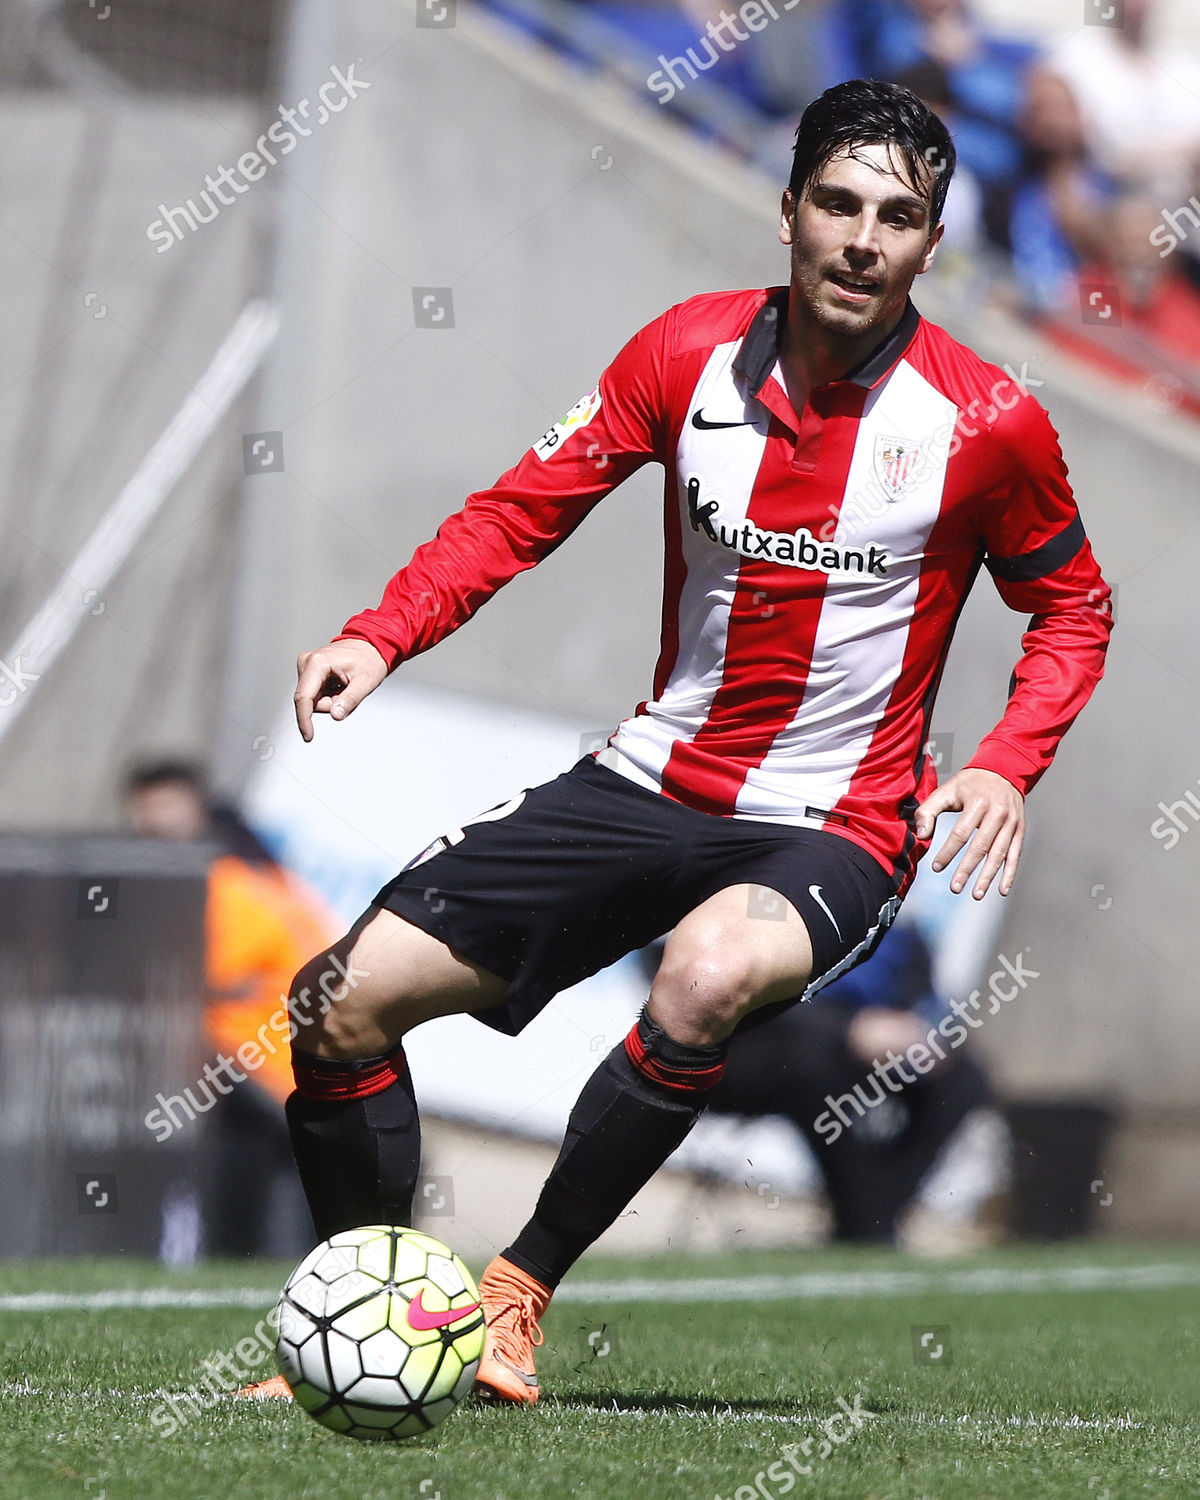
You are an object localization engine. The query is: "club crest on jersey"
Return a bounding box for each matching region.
[873,435,922,498]
[532,386,602,461]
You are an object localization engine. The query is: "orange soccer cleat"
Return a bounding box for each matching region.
[234,1373,293,1400]
[473,1255,553,1406]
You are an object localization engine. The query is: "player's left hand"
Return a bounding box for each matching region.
[914,767,1025,899]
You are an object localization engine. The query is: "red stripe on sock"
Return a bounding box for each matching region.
[623,1025,725,1094]
[291,1047,407,1102]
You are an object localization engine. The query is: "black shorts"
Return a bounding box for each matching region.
[373,756,900,1037]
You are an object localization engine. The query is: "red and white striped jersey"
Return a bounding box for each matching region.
[338,287,1112,886]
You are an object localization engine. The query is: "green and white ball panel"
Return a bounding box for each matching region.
[358,1326,411,1376]
[420,1395,460,1430]
[396,1339,445,1404]
[389,1229,442,1284]
[284,1271,338,1319]
[337,1295,395,1341]
[425,1252,468,1298]
[449,1355,477,1403]
[324,1328,365,1392]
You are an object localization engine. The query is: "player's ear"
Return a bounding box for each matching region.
[917,217,945,275]
[779,189,797,246]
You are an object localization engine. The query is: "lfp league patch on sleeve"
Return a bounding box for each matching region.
[532,385,602,460]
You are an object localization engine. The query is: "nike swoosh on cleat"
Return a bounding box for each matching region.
[808,884,843,940]
[407,1290,482,1331]
[691,409,756,430]
[489,1353,538,1386]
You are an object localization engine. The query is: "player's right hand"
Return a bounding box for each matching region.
[294,638,389,742]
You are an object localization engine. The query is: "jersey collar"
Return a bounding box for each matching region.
[733,287,922,396]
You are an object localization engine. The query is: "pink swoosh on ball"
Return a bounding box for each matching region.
[407,1290,482,1331]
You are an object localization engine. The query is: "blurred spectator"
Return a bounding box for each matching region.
[677,0,827,117]
[580,0,827,118]
[825,0,1035,196]
[485,0,1200,399]
[125,760,337,1257]
[639,923,989,1243]
[891,59,988,279]
[1040,190,1200,418]
[1000,67,1115,314]
[1042,0,1200,202]
[1171,157,1200,298]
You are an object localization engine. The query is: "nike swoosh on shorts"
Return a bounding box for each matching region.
[808,884,843,940]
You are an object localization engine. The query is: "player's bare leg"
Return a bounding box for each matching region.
[297,905,512,1058]
[476,884,816,1405]
[645,882,816,1044]
[285,906,509,1240]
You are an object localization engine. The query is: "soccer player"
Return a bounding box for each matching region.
[276,79,1111,1405]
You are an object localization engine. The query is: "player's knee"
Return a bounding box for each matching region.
[288,951,376,1059]
[649,940,759,1044]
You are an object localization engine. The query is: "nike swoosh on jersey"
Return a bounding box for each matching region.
[691,409,756,430]
[808,884,843,940]
[407,1290,482,1331]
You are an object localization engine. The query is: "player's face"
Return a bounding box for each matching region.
[779,143,943,344]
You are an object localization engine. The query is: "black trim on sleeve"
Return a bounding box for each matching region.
[985,512,1086,583]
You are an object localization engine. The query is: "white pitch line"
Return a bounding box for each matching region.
[0,1288,279,1312]
[1,1262,1198,1314]
[909,1412,1148,1432]
[0,1381,1153,1434]
[554,1262,1200,1304]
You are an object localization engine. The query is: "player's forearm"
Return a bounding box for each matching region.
[964,598,1112,795]
[338,527,503,668]
[336,523,535,668]
[335,482,613,669]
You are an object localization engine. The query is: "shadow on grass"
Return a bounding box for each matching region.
[543,1389,900,1417]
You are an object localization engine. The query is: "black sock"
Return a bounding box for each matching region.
[504,1008,729,1287]
[286,1042,420,1241]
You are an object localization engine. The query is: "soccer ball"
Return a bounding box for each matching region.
[274,1225,485,1441]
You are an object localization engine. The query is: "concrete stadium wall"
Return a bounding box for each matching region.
[0,90,263,826]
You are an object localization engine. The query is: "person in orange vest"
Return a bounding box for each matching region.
[124,759,338,1256]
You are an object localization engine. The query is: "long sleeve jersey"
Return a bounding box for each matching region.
[338,287,1112,889]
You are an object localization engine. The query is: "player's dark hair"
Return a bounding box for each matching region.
[788,78,956,228]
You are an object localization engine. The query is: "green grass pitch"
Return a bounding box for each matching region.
[1,1241,1197,1499]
